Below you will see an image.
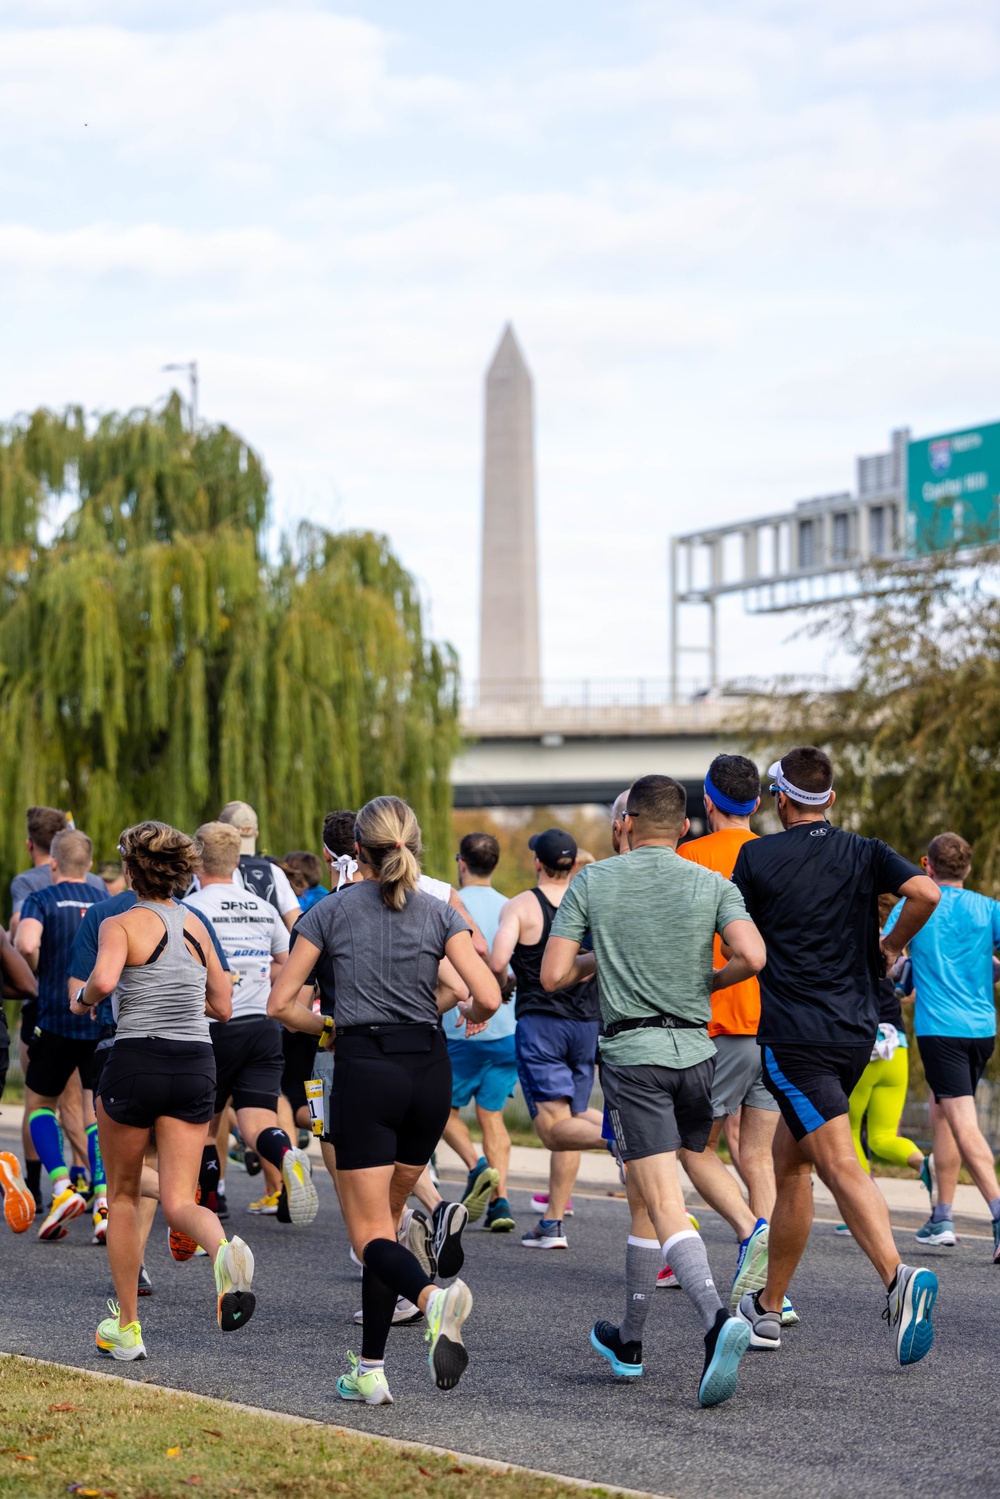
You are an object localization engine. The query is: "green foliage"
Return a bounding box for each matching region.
[0,396,459,907]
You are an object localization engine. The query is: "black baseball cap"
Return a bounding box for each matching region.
[529,828,577,867]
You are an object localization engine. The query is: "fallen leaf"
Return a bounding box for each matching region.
[166,1446,181,1458]
[50,1403,83,1412]
[28,1433,54,1443]
[201,1429,223,1440]
[447,1468,467,1475]
[419,1468,432,1478]
[15,1454,37,1461]
[181,1479,202,1488]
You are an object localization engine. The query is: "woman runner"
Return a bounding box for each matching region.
[268,795,500,1406]
[72,822,256,1360]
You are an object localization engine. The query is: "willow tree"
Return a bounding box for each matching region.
[0,396,459,901]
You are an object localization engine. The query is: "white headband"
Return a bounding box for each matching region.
[767,760,833,806]
[325,847,358,890]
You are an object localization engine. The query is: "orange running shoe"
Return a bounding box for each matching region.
[168,1184,202,1261]
[0,1152,35,1234]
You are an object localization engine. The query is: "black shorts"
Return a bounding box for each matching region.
[760,1042,872,1142]
[20,1001,37,1047]
[89,1037,116,1096]
[600,1056,715,1159]
[24,1030,98,1099]
[210,1015,283,1113]
[281,1027,319,1115]
[917,1035,995,1101]
[98,1039,216,1129]
[329,1027,452,1171]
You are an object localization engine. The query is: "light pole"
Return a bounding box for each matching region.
[162,361,198,429]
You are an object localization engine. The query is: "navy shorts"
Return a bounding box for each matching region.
[515,1014,599,1117]
[917,1034,995,1101]
[760,1042,871,1143]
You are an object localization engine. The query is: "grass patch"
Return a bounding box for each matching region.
[0,1356,613,1499]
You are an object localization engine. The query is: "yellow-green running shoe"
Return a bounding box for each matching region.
[214,1236,256,1331]
[281,1146,319,1226]
[95,1299,146,1361]
[336,1351,394,1405]
[424,1278,472,1390]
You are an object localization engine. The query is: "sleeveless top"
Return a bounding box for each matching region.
[511,888,600,1023]
[113,900,211,1044]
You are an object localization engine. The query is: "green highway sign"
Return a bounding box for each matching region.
[907,421,1000,554]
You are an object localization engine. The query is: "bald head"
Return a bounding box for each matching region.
[611,788,631,855]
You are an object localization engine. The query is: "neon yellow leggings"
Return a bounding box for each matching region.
[848,1044,920,1172]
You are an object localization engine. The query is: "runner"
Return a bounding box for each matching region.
[732,746,941,1366]
[9,807,106,934]
[267,795,501,1406]
[282,851,328,912]
[441,832,514,1231]
[75,821,256,1360]
[217,801,300,932]
[542,774,763,1407]
[0,931,38,1232]
[883,832,1000,1259]
[15,830,107,1239]
[184,823,317,1227]
[677,754,785,1314]
[492,828,604,1250]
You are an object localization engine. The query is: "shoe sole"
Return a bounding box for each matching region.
[169,1226,200,1262]
[336,1378,394,1405]
[914,1232,956,1247]
[531,1198,573,1216]
[218,1238,256,1332]
[897,1269,937,1366]
[589,1325,643,1378]
[244,1150,262,1176]
[699,1318,751,1406]
[486,1216,515,1233]
[95,1338,147,1361]
[428,1280,472,1390]
[434,1202,468,1280]
[282,1148,319,1226]
[736,1300,781,1351]
[521,1238,568,1249]
[0,1157,36,1234]
[405,1212,437,1279]
[38,1194,86,1240]
[730,1225,769,1308]
[462,1167,499,1224]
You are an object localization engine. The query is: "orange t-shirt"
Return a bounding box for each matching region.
[678,827,760,1038]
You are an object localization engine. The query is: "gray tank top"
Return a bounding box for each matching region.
[113,901,211,1044]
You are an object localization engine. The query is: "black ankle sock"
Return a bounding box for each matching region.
[254,1127,291,1171]
[363,1237,435,1307]
[25,1160,42,1203]
[361,1266,398,1361]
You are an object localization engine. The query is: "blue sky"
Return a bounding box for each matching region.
[3,1,1000,687]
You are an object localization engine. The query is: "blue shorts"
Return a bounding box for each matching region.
[515,1014,600,1118]
[448,1034,518,1112]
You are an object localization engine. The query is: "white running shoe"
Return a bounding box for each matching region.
[353,1296,423,1326]
[424,1279,472,1390]
[281,1146,319,1225]
[402,1207,437,1278]
[336,1351,393,1405]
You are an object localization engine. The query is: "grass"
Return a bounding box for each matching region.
[0,1356,614,1499]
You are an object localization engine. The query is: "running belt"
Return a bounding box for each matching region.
[601,1013,706,1039]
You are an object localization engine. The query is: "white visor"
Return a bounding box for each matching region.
[767,760,833,806]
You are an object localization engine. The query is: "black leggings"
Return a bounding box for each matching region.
[329,1028,452,1170]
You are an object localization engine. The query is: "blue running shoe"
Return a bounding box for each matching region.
[780,1295,799,1327]
[521,1217,568,1249]
[992,1217,1000,1266]
[590,1320,643,1378]
[699,1309,751,1406]
[919,1153,936,1210]
[730,1217,769,1308]
[885,1264,937,1366]
[914,1216,955,1247]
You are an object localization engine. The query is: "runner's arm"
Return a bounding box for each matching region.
[448,887,489,959]
[444,928,502,1024]
[539,935,596,992]
[489,898,521,983]
[267,937,326,1034]
[879,875,939,964]
[80,918,129,1005]
[436,954,469,1013]
[13,916,43,972]
[1,929,37,997]
[712,919,766,991]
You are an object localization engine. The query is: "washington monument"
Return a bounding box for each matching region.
[478,324,540,699]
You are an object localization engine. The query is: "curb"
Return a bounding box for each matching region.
[2,1352,674,1499]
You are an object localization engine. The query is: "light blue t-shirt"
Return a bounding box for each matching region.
[884,885,1000,1038]
[444,883,515,1043]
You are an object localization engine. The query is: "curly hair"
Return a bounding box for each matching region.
[354,796,422,911]
[117,821,201,901]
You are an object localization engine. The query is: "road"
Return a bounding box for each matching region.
[0,1134,994,1499]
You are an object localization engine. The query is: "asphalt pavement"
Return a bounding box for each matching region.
[0,1126,995,1499]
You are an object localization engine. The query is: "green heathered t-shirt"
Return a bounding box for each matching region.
[551,845,750,1069]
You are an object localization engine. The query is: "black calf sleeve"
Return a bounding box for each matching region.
[363,1236,434,1308]
[254,1127,290,1170]
[360,1267,398,1361]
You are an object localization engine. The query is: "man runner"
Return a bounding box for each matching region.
[543,775,764,1407]
[732,746,941,1367]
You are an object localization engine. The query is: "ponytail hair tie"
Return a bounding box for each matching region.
[395,841,402,847]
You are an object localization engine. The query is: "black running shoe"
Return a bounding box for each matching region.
[243,1149,262,1177]
[276,1188,291,1224]
[699,1307,751,1407]
[216,1193,230,1222]
[137,1263,153,1296]
[432,1200,468,1280]
[589,1320,643,1377]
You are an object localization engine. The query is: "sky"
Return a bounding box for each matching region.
[3,1,1000,692]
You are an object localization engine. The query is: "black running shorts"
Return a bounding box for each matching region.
[210,1015,284,1113]
[98,1039,217,1129]
[917,1034,995,1102]
[25,1030,98,1099]
[329,1027,452,1171]
[0,1011,8,1100]
[600,1056,715,1159]
[760,1042,871,1142]
[281,1027,319,1115]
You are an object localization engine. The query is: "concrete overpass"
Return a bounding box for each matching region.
[453,681,743,837]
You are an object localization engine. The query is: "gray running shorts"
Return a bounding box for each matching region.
[600,1056,715,1160]
[711,1034,779,1117]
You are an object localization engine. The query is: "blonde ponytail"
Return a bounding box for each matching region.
[354,796,422,911]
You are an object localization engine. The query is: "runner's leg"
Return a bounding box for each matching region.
[759,1118,814,1312]
[737,1107,778,1220]
[477,1104,511,1199]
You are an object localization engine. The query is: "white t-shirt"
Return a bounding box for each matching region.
[418,874,453,905]
[185,882,289,1019]
[232,860,300,920]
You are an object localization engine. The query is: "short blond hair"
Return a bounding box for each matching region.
[197,821,242,877]
[50,828,93,876]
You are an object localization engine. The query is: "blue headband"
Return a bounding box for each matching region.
[704,775,758,817]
